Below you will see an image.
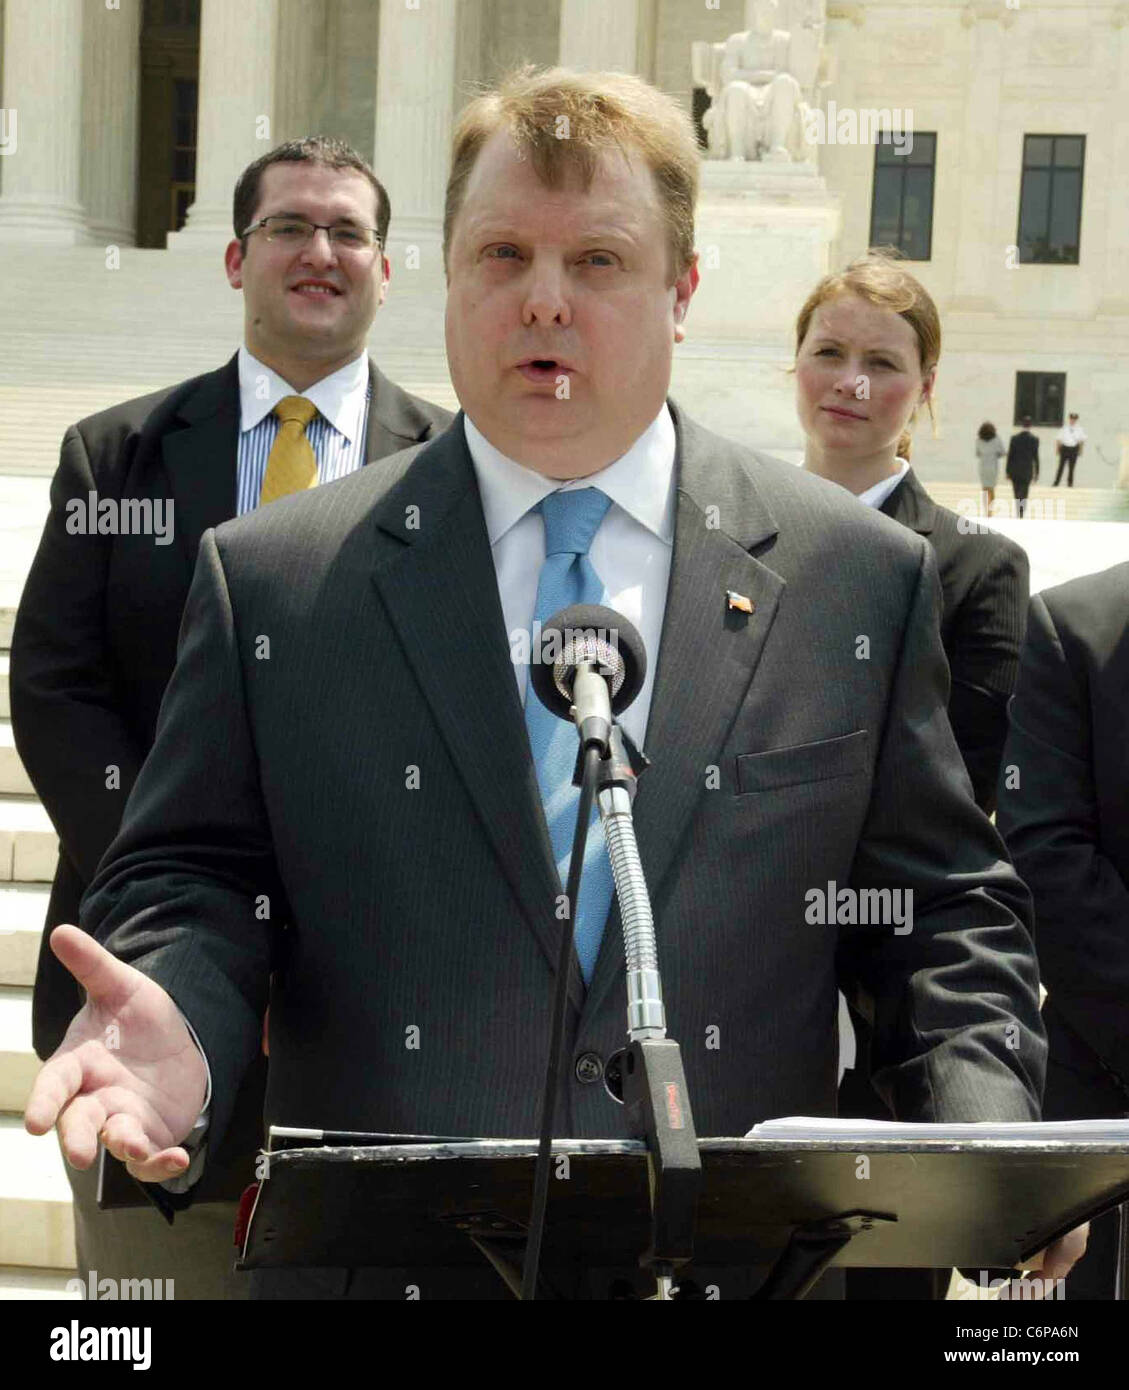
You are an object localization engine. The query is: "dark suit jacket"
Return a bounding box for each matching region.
[841,470,1032,1138]
[879,468,1029,814]
[997,562,1129,1098]
[10,355,451,1198]
[78,403,1045,1211]
[1006,430,1040,484]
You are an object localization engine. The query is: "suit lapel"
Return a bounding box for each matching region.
[159,354,240,579]
[367,415,583,1009]
[582,403,786,1018]
[880,467,936,536]
[365,358,425,460]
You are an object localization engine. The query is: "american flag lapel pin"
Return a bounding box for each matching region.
[726,589,754,614]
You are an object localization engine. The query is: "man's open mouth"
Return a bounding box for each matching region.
[517,359,573,380]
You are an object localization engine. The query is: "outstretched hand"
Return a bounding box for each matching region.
[1006,1222,1090,1298]
[24,925,207,1184]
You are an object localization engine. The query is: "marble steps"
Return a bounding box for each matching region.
[0,1265,81,1299]
[924,480,1129,523]
[0,247,453,477]
[0,722,34,798]
[0,883,49,989]
[0,1116,76,1272]
[0,987,38,1113]
[0,798,58,885]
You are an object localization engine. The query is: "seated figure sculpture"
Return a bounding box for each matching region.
[694,0,812,163]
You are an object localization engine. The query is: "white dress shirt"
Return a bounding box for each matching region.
[1056,424,1085,448]
[464,405,677,751]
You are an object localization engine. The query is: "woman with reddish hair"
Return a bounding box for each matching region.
[793,250,1028,814]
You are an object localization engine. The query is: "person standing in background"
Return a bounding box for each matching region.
[795,253,1028,814]
[976,420,1005,515]
[1054,412,1085,487]
[1006,416,1040,517]
[794,251,1031,1300]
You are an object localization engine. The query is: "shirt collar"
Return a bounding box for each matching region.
[463,404,677,547]
[857,458,910,510]
[238,346,369,443]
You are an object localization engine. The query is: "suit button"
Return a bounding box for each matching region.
[575,1051,603,1084]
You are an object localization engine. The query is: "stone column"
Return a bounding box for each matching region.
[274,0,327,146]
[559,0,640,73]
[373,0,457,283]
[168,0,279,251]
[1098,8,1129,317]
[949,13,1004,312]
[82,0,142,246]
[0,0,89,244]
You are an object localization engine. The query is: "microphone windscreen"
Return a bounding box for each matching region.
[529,604,647,719]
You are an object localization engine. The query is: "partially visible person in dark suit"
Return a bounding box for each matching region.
[998,561,1129,1299]
[878,476,1027,817]
[794,251,1031,1298]
[10,135,451,1298]
[1006,416,1040,517]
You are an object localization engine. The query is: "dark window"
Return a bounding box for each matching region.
[155,0,200,24]
[173,186,193,229]
[1014,371,1066,427]
[1017,135,1084,263]
[869,132,935,260]
[170,78,198,228]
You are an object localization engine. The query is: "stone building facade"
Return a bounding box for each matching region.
[0,0,1125,479]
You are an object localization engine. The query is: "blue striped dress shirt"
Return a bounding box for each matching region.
[235,346,371,514]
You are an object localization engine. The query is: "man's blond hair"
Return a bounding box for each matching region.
[443,66,700,283]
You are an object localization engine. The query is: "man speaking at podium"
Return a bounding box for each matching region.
[26,69,1066,1298]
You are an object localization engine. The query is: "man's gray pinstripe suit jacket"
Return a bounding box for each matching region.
[81,402,1046,1190]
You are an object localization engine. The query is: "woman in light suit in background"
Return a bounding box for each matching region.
[976,421,1006,514]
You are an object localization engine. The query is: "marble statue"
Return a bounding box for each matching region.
[692,0,827,164]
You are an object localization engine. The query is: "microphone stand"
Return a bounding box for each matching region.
[597,726,701,1300]
[521,738,602,1301]
[521,657,700,1301]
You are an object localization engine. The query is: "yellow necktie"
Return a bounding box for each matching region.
[259,396,319,505]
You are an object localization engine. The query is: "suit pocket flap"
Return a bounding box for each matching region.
[736,730,869,794]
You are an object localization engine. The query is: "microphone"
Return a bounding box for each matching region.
[525,602,699,1294]
[529,603,646,753]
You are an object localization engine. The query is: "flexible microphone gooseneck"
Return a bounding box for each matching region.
[522,605,646,1300]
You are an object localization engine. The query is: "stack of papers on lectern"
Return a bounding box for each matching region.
[745,1117,1129,1143]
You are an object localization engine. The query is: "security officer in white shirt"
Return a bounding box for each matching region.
[1054,413,1086,487]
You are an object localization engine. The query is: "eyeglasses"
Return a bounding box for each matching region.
[242,215,382,251]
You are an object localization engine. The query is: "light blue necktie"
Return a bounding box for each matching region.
[524,487,615,984]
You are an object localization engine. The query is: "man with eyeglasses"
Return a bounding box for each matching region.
[10,136,452,1298]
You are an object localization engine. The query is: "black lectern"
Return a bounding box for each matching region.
[236,1126,1129,1299]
